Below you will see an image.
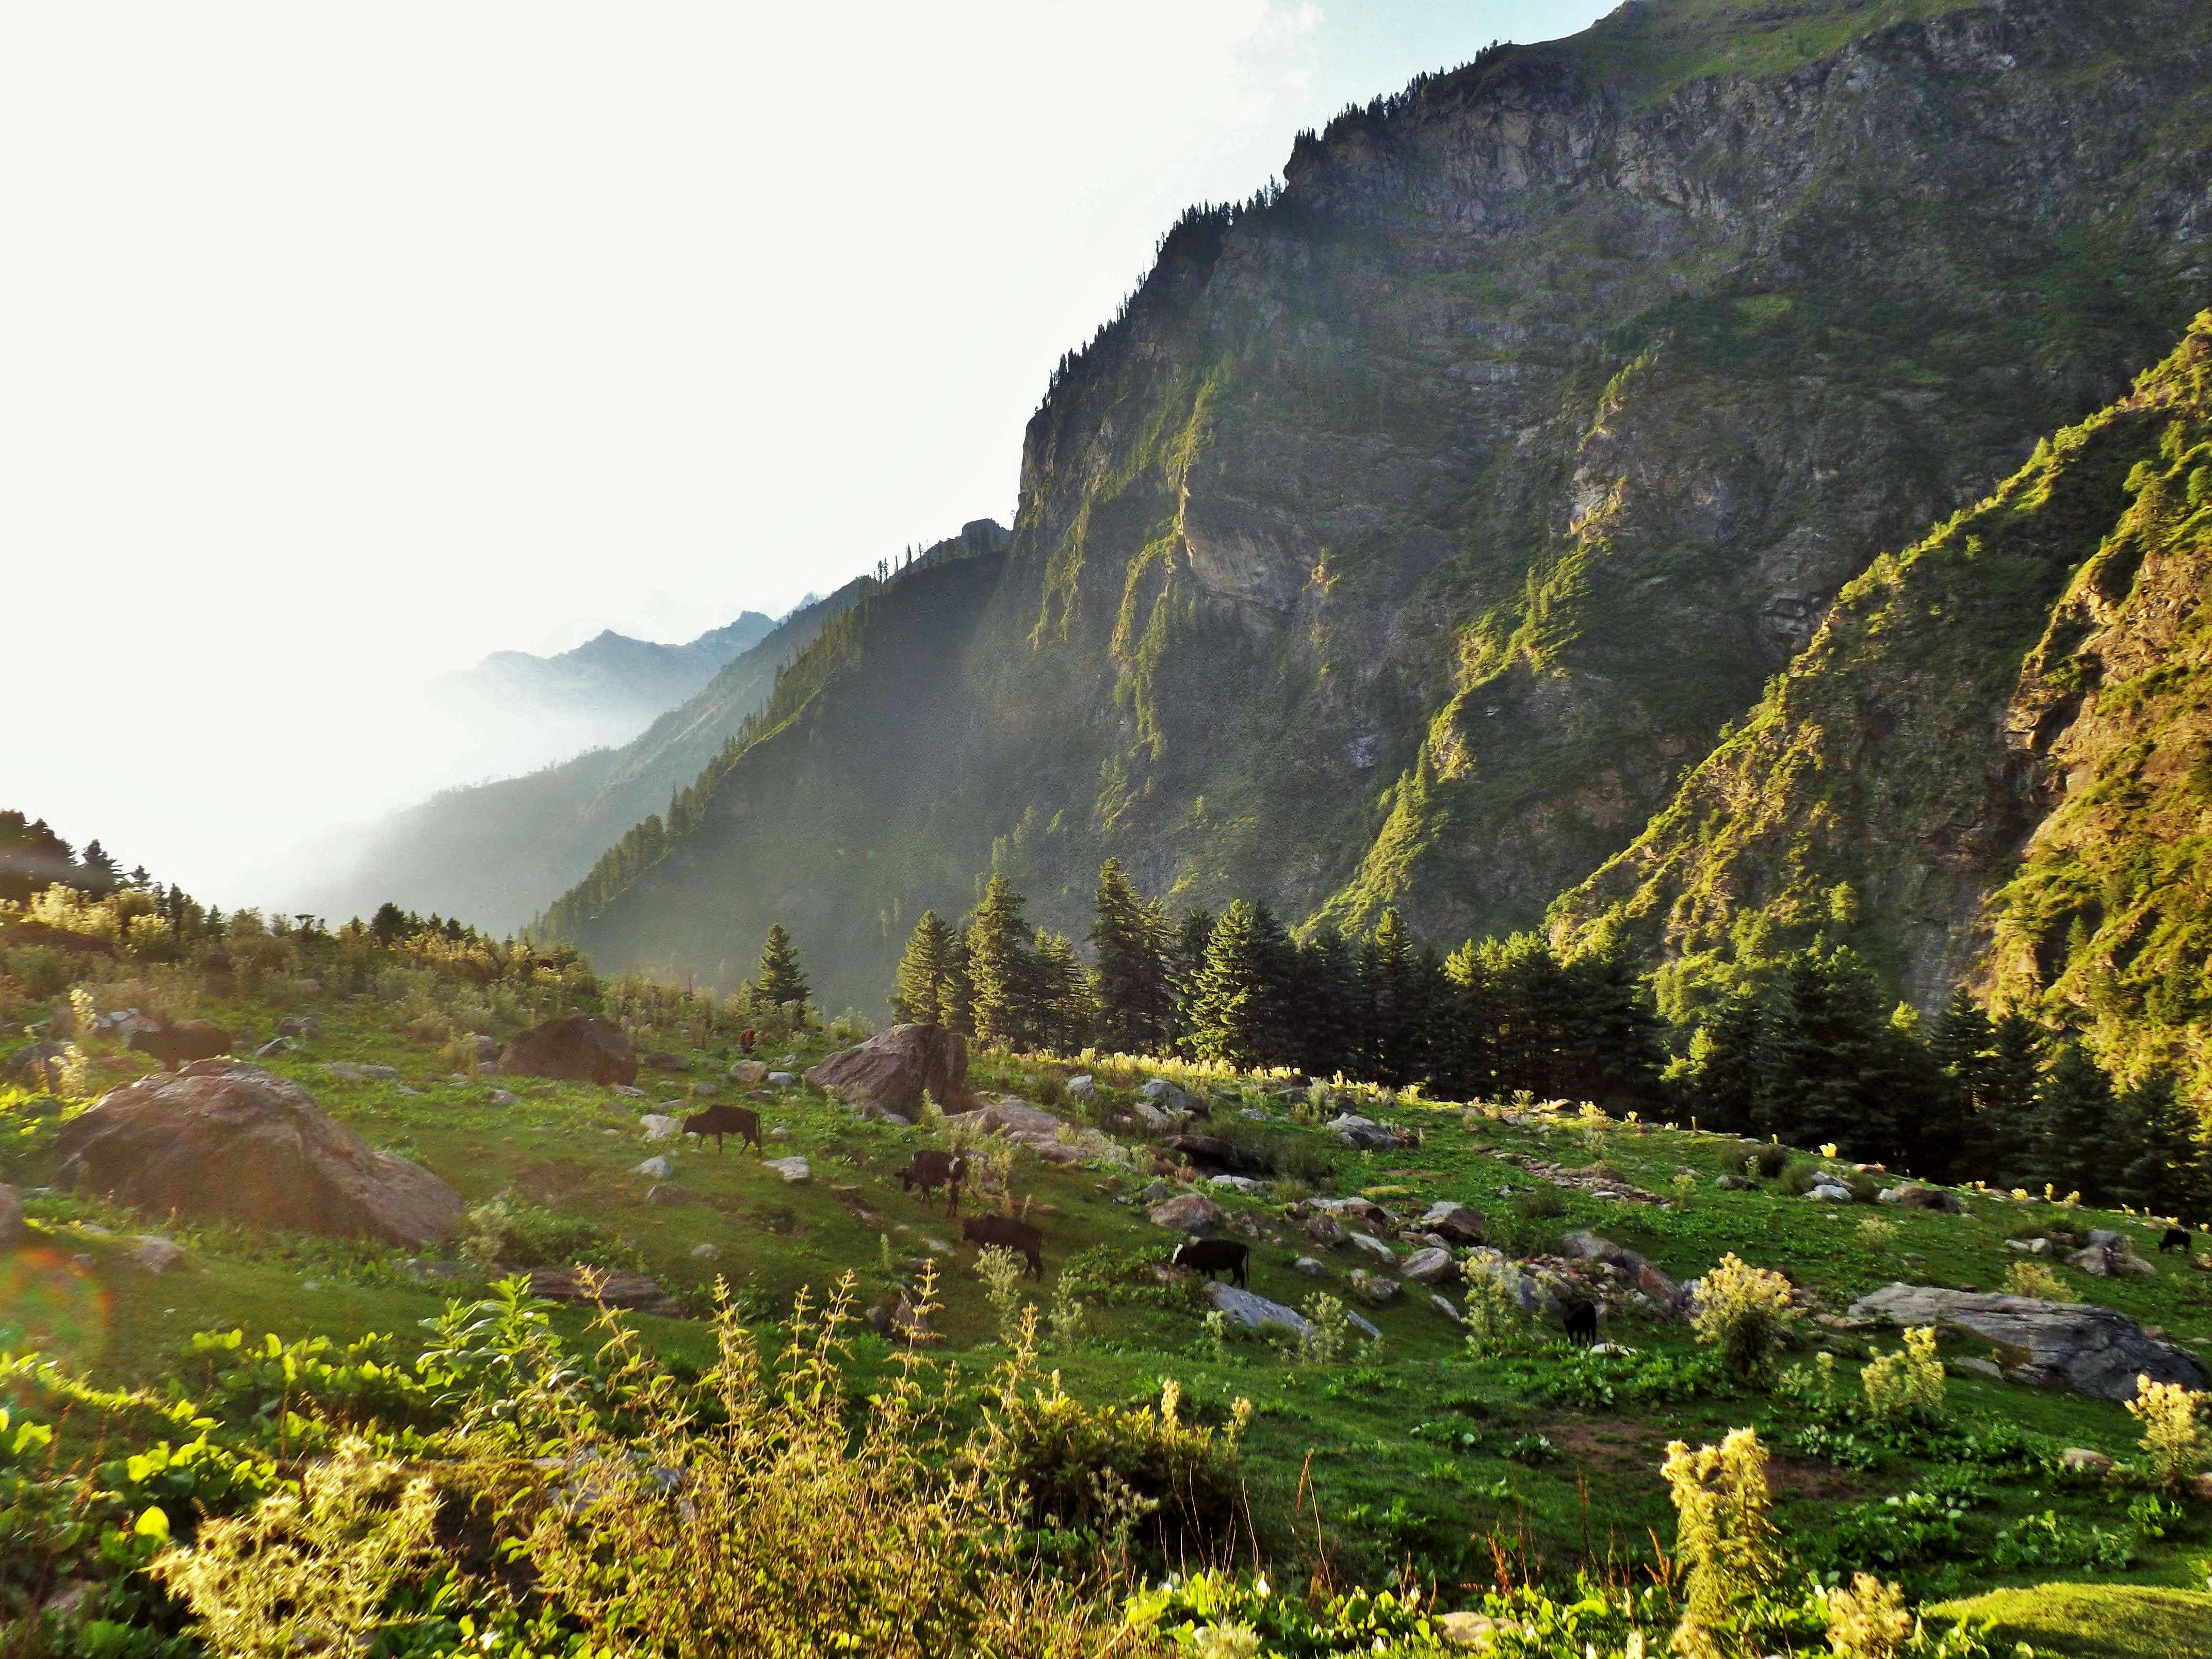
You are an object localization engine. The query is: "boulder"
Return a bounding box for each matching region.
[501,1016,637,1086]
[645,1183,692,1207]
[639,1114,683,1142]
[765,1156,811,1184]
[1558,1230,1685,1308]
[642,1050,692,1071]
[276,1017,323,1040]
[2069,1230,2156,1279]
[1885,1183,1965,1213]
[1134,1102,1177,1131]
[525,1265,681,1317]
[1293,1255,1327,1277]
[944,1099,1096,1166]
[1138,1077,1193,1112]
[690,1242,721,1260]
[768,1071,796,1086]
[1204,1281,1313,1338]
[1166,1132,1246,1171]
[470,1034,501,1064]
[804,1023,968,1113]
[1715,1174,1752,1191]
[1849,1283,2206,1401]
[1402,1246,1458,1285]
[632,1157,674,1180]
[486,1088,518,1107]
[1348,1231,1399,1266]
[53,1062,463,1246]
[1209,1174,1264,1193]
[1307,1212,1348,1247]
[690,1081,717,1097]
[868,1292,937,1343]
[2058,1447,2113,1474]
[1348,1268,1400,1306]
[1418,1201,1487,1244]
[0,1183,24,1250]
[1148,1192,1221,1231]
[1428,1293,1465,1324]
[1328,1114,1396,1150]
[728,1059,770,1085]
[1808,1181,1856,1202]
[129,1235,185,1274]
[320,1061,400,1082]
[1065,1074,1097,1101]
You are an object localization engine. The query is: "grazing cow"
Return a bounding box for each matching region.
[2160,1227,2192,1255]
[684,1103,763,1155]
[900,1150,966,1213]
[962,1213,1045,1279]
[1169,1237,1248,1289]
[128,1018,234,1071]
[1562,1299,1600,1344]
[738,1028,756,1054]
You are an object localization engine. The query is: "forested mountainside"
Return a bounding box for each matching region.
[549,0,2212,1011]
[314,521,1005,933]
[1555,315,2212,1105]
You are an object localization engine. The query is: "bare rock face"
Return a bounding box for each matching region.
[804,1023,968,1112]
[54,1061,463,1245]
[500,1016,637,1086]
[1850,1283,2205,1401]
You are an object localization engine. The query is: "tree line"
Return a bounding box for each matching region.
[882,860,2208,1217]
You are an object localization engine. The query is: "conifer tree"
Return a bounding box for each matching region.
[967,874,1035,1048]
[2115,1069,2207,1219]
[1361,909,1433,1086]
[891,910,956,1025]
[1188,899,1281,1067]
[939,930,976,1037]
[77,839,120,896]
[2025,1038,2119,1200]
[1294,923,1360,1081]
[1973,1012,2044,1186]
[1031,930,1095,1053]
[1687,988,1765,1136]
[753,923,810,1012]
[1170,907,1215,1052]
[1558,943,1667,1110]
[1089,858,1171,1053]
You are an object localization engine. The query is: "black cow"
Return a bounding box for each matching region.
[962,1213,1045,1279]
[900,1150,966,1213]
[1562,1299,1600,1344]
[1169,1237,1248,1289]
[684,1103,763,1154]
[129,1018,234,1071]
[2160,1227,2193,1255]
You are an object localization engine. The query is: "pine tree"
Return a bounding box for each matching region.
[2115,1069,2207,1219]
[1757,948,1900,1156]
[1090,859,1171,1054]
[967,874,1035,1048]
[1687,989,1765,1136]
[1361,909,1431,1086]
[1293,923,1360,1081]
[938,930,976,1037]
[2025,1039,2120,1200]
[891,910,956,1025]
[77,839,121,896]
[1973,1012,2044,1186]
[1169,907,1215,1053]
[1031,931,1095,1054]
[1558,943,1667,1110]
[753,923,810,1012]
[1188,899,1281,1067]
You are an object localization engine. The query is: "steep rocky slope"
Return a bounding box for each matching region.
[1555,316,2212,1066]
[311,522,1008,931]
[553,0,2212,1010]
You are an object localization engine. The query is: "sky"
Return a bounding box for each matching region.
[3,1,1612,907]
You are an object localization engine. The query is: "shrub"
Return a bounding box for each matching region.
[975,1245,1028,1340]
[1461,1264,1528,1357]
[1302,1293,1351,1367]
[1662,1427,1783,1659]
[1779,1161,1821,1196]
[2124,1375,2212,1489]
[1747,1143,1791,1180]
[1510,1185,1565,1220]
[1821,1573,1914,1659]
[2002,1259,2076,1302]
[1861,1327,1946,1429]
[459,1197,637,1271]
[1858,1217,1900,1248]
[1691,1254,1801,1377]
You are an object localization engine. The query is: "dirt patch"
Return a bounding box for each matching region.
[1552,1419,1669,1472]
[513,1159,595,1205]
[1766,1456,1864,1502]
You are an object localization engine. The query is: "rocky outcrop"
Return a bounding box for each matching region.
[1148,1192,1220,1232]
[54,1061,463,1246]
[1557,1230,1686,1310]
[805,1023,967,1113]
[500,1016,637,1086]
[1849,1283,2205,1401]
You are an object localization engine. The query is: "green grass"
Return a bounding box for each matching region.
[1931,1583,2212,1658]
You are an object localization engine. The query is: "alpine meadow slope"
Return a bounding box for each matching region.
[548,0,2212,1012]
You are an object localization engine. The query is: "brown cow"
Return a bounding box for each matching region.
[684,1104,763,1154]
[899,1150,966,1214]
[962,1213,1044,1279]
[128,1018,235,1071]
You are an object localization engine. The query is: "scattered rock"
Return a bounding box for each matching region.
[2006,1237,2051,1255]
[1815,1314,1875,1332]
[470,1034,501,1064]
[1418,1200,1487,1244]
[2069,1230,2156,1279]
[1428,1293,1465,1324]
[768,1071,796,1086]
[1138,1077,1193,1112]
[1714,1174,1752,1191]
[56,1062,463,1245]
[868,1292,937,1343]
[642,1050,692,1072]
[690,1081,717,1097]
[1148,1192,1221,1231]
[1209,1174,1263,1193]
[1882,1183,1965,1213]
[632,1157,674,1180]
[1328,1114,1397,1150]
[276,1017,323,1040]
[1434,1611,1498,1649]
[1402,1246,1458,1285]
[611,1083,644,1098]
[690,1242,721,1260]
[255,1037,293,1058]
[526,1265,681,1316]
[1293,1255,1326,1277]
[1066,1074,1097,1101]
[320,1062,399,1082]
[1348,1268,1400,1306]
[1204,1281,1312,1338]
[1306,1212,1348,1247]
[805,1023,968,1112]
[728,1059,770,1085]
[128,1235,185,1274]
[0,1183,22,1250]
[501,1016,638,1086]
[640,1114,683,1142]
[1953,1357,2006,1380]
[1134,1101,1177,1131]
[486,1088,518,1107]
[645,1183,692,1206]
[2059,1447,2113,1473]
[1849,1283,2206,1401]
[1167,1132,1246,1171]
[1808,1181,1856,1202]
[1557,1230,1685,1309]
[1348,1231,1398,1266]
[12,1040,72,1091]
[765,1156,811,1184]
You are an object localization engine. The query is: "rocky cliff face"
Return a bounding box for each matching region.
[555,0,2212,1011]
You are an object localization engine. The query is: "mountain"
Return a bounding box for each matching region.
[302,525,1001,933]
[427,612,775,780]
[544,0,2212,1013]
[1556,313,2212,1095]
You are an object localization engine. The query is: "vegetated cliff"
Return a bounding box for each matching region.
[312,525,1005,933]
[550,0,2212,1012]
[1556,314,2212,1102]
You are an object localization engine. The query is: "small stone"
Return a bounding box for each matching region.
[767,1071,796,1086]
[645,1183,692,1206]
[1306,1212,1348,1247]
[130,1235,185,1274]
[632,1156,674,1180]
[1066,1074,1097,1100]
[770,1126,792,1140]
[1348,1268,1400,1306]
[1428,1293,1464,1324]
[691,1081,717,1097]
[1715,1174,1751,1191]
[1347,1231,1398,1266]
[766,1156,811,1184]
[1148,1192,1221,1231]
[1402,1246,1457,1284]
[640,1114,683,1141]
[1953,1357,2005,1379]
[2059,1447,2113,1474]
[486,1088,518,1107]
[728,1060,769,1085]
[691,1242,721,1260]
[321,1062,399,1081]
[1209,1174,1263,1193]
[612,1084,644,1099]
[1418,1200,1487,1244]
[1294,1255,1327,1277]
[1435,1612,1496,1649]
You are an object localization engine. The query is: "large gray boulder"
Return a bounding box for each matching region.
[1148,1191,1221,1231]
[1849,1283,2205,1402]
[1206,1279,1378,1340]
[806,1023,968,1112]
[54,1061,463,1246]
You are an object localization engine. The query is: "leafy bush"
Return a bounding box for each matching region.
[1990,1509,2140,1573]
[1691,1254,1801,1377]
[1861,1327,1946,1429]
[1511,1186,1566,1221]
[1823,1490,1973,1577]
[1529,1347,1722,1410]
[459,1197,638,1272]
[2125,1376,2212,1489]
[2001,1259,2076,1302]
[1662,1427,1784,1657]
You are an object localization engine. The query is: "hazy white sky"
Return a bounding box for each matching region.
[4,2,1609,905]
